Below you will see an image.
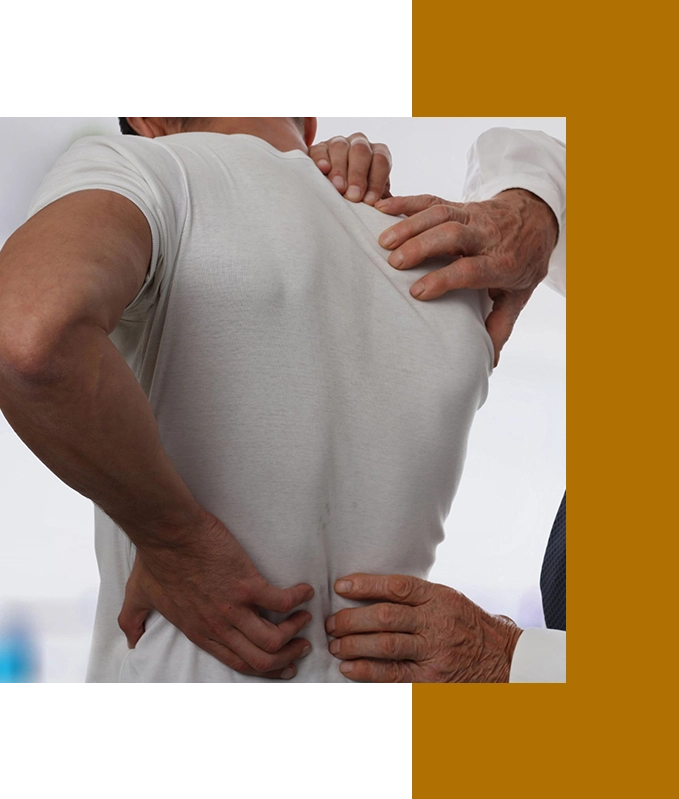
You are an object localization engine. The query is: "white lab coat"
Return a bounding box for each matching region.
[463,127,566,683]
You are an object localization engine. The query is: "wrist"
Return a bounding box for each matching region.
[480,612,524,683]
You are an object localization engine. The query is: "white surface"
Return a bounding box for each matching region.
[0,118,565,680]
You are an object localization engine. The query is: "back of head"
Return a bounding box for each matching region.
[118,118,306,136]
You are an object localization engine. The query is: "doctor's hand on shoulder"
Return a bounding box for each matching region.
[311,136,559,366]
[310,133,392,205]
[326,574,523,683]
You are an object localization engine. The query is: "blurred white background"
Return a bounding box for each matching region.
[0,117,565,681]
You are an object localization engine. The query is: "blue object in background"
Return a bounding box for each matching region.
[0,613,38,682]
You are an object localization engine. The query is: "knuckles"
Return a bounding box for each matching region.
[275,592,296,614]
[260,630,285,654]
[333,608,353,634]
[229,658,251,674]
[375,603,395,628]
[430,204,456,225]
[249,653,279,673]
[377,633,400,658]
[387,575,413,600]
[328,136,350,150]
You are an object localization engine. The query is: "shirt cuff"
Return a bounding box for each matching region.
[509,628,566,683]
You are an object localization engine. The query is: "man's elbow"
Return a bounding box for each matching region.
[0,320,69,384]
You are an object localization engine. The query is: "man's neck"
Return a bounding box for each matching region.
[188,118,308,155]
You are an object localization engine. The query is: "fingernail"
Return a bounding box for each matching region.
[375,198,389,209]
[326,616,336,634]
[345,186,362,201]
[300,645,311,658]
[411,283,425,298]
[281,667,295,680]
[390,251,404,268]
[306,587,315,601]
[340,662,354,675]
[332,176,345,191]
[380,229,397,248]
[364,191,378,205]
[329,639,340,655]
[335,580,352,593]
[318,159,330,170]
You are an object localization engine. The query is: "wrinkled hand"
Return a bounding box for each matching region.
[118,510,314,679]
[309,133,392,205]
[375,189,559,365]
[325,574,523,683]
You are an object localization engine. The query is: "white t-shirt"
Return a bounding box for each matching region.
[28,132,493,682]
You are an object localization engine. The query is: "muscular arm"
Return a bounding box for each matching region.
[0,190,314,677]
[0,190,203,542]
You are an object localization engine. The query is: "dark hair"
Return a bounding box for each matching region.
[119,117,306,135]
[119,111,195,136]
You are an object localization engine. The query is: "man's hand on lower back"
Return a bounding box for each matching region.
[325,574,523,683]
[118,510,314,680]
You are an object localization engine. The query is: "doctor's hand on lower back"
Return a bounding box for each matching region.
[118,510,314,679]
[309,133,392,205]
[374,190,559,366]
[326,574,523,683]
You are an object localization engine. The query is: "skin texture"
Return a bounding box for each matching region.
[375,190,559,366]
[326,574,523,683]
[119,510,313,678]
[308,133,392,205]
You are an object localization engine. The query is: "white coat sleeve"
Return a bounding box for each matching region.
[464,129,567,682]
[462,127,566,297]
[509,628,566,682]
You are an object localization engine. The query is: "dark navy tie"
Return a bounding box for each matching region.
[540,492,566,631]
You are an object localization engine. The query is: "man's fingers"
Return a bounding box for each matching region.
[235,580,313,652]
[364,143,392,205]
[239,608,312,654]
[117,596,151,649]
[339,658,417,683]
[254,580,314,614]
[212,627,311,675]
[326,136,350,194]
[269,609,313,647]
[484,289,532,367]
[378,203,469,251]
[409,255,497,301]
[385,222,483,272]
[334,574,432,605]
[308,142,331,174]
[326,602,420,637]
[345,134,373,202]
[200,639,300,679]
[375,194,451,217]
[329,632,423,662]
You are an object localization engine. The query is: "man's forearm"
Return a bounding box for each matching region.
[0,322,205,547]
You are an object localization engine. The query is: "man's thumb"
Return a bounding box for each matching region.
[117,590,151,649]
[484,291,527,367]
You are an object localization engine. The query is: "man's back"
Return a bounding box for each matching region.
[28,132,493,682]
